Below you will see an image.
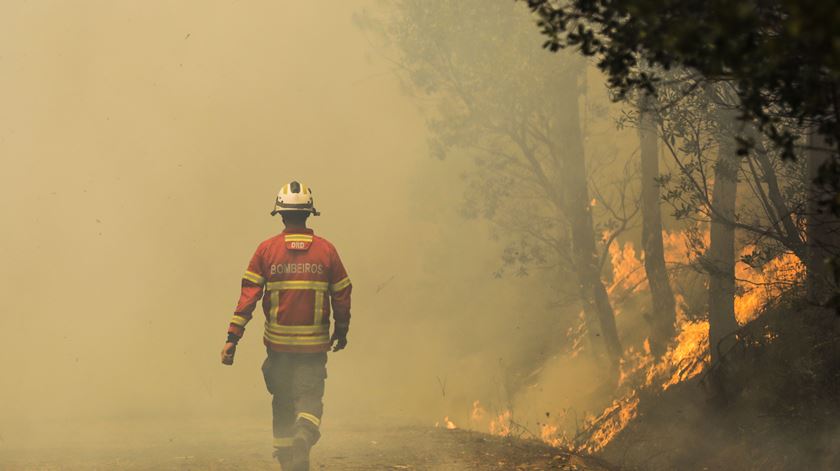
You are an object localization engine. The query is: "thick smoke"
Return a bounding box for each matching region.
[0,0,573,452]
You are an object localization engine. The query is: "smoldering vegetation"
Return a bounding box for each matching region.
[1,1,839,471]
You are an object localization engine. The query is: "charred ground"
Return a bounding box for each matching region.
[1,425,614,471]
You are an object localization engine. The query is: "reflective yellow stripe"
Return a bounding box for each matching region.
[313,290,325,325]
[263,278,329,338]
[269,291,280,324]
[264,323,329,335]
[284,235,313,241]
[267,281,328,291]
[297,412,321,427]
[265,336,330,346]
[230,315,249,327]
[330,277,351,292]
[273,437,294,448]
[243,270,265,285]
[264,328,329,339]
[263,331,330,345]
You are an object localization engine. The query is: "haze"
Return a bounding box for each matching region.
[0,0,579,454]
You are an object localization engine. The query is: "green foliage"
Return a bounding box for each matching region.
[524,0,840,166]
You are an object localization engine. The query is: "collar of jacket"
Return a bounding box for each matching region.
[282,228,314,235]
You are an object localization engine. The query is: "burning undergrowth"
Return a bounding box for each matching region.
[439,229,810,462]
[598,299,840,470]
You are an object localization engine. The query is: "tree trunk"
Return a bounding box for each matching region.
[565,176,623,372]
[638,94,677,357]
[752,140,806,259]
[559,87,622,373]
[707,139,741,364]
[806,129,839,305]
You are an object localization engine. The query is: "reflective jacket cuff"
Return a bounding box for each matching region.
[228,324,245,338]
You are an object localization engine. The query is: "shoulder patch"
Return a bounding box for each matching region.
[285,233,313,251]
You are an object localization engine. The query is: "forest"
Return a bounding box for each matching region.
[357,1,840,469]
[1,1,838,470]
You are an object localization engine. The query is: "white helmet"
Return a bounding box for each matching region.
[270,180,320,216]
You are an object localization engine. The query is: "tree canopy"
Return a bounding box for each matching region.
[525,0,840,164]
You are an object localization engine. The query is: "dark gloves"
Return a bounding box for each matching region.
[221,333,240,365]
[331,324,349,352]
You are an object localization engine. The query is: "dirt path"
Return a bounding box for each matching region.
[1,425,612,470]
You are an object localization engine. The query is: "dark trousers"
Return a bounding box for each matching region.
[262,350,328,454]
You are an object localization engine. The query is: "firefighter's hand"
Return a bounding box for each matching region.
[330,333,348,352]
[221,342,237,365]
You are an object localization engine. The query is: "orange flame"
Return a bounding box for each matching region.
[442,416,457,430]
[580,393,640,453]
[651,319,710,390]
[662,229,707,265]
[611,229,802,329]
[457,230,802,453]
[471,400,486,421]
[539,423,566,447]
[734,247,803,324]
[488,410,512,436]
[607,241,647,296]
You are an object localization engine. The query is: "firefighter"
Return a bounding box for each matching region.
[221,181,352,471]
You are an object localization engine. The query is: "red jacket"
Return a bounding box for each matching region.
[227,228,352,353]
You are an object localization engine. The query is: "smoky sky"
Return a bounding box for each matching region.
[0,0,636,449]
